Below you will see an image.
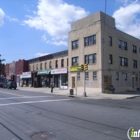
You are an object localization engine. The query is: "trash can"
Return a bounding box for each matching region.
[70,89,74,95]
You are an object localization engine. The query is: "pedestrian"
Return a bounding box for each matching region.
[50,82,54,93]
[110,85,115,94]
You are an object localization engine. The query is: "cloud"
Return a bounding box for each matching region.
[23,0,88,46]
[6,16,19,23]
[41,34,67,46]
[35,52,49,57]
[113,0,140,38]
[0,8,5,27]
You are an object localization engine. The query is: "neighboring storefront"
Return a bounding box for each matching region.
[20,72,31,87]
[37,69,51,87]
[51,68,68,89]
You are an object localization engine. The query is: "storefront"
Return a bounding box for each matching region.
[51,68,68,89]
[37,69,51,87]
[20,72,31,87]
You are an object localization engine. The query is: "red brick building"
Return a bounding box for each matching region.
[15,59,28,75]
[5,63,10,79]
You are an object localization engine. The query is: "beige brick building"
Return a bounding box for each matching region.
[68,11,140,93]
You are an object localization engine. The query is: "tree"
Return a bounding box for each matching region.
[0,54,5,76]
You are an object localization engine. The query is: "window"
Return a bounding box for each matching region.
[72,40,78,49]
[55,60,58,68]
[33,65,34,71]
[119,57,128,66]
[133,60,137,68]
[36,64,38,70]
[61,59,64,67]
[85,72,89,80]
[109,36,112,46]
[40,63,42,70]
[49,61,52,68]
[44,62,47,69]
[132,45,137,53]
[84,35,96,46]
[116,72,119,80]
[72,57,78,66]
[124,73,127,80]
[85,54,96,64]
[119,40,127,50]
[77,72,80,80]
[109,54,113,64]
[93,71,97,79]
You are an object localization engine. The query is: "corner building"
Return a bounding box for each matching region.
[68,11,140,93]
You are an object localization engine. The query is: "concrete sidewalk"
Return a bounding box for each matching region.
[17,86,140,100]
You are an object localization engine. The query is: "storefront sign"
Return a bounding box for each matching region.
[21,72,31,78]
[37,69,50,75]
[70,66,82,72]
[51,68,67,74]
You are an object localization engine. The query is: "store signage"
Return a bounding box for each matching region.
[51,68,67,74]
[70,66,82,72]
[21,72,31,78]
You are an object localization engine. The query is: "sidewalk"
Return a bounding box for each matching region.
[17,86,140,100]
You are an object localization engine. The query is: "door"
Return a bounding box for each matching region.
[72,76,75,89]
[104,75,112,93]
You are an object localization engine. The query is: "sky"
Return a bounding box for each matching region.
[0,0,140,64]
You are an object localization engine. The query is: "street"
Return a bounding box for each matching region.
[0,88,140,140]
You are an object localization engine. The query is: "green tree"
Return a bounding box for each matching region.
[0,54,5,76]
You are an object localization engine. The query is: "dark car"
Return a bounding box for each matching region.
[0,82,4,88]
[5,81,17,89]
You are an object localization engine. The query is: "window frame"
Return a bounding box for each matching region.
[93,71,97,80]
[72,40,78,50]
[72,57,79,66]
[85,53,96,64]
[132,45,137,53]
[84,35,96,47]
[85,72,89,80]
[119,57,128,66]
[119,40,127,50]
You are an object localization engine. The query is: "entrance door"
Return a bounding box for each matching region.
[132,77,135,89]
[104,75,112,93]
[72,76,75,88]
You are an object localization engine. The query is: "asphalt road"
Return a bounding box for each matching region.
[0,88,140,140]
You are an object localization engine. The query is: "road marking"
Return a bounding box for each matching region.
[0,99,71,107]
[0,91,25,97]
[0,96,53,100]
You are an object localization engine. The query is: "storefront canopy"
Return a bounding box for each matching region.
[37,69,51,75]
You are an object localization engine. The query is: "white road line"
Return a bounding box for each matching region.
[0,96,53,100]
[0,99,71,107]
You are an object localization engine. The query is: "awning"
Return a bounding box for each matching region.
[37,69,51,75]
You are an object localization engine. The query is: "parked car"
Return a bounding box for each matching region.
[4,81,17,89]
[0,82,4,88]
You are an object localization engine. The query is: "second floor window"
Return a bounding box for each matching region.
[40,63,42,70]
[85,53,96,64]
[77,72,80,80]
[93,71,97,79]
[44,62,47,69]
[55,60,58,68]
[72,40,78,49]
[61,59,64,67]
[132,45,137,53]
[109,36,112,46]
[49,61,52,69]
[109,54,113,64]
[119,57,128,66]
[133,60,137,68]
[119,40,127,50]
[84,35,96,46]
[36,64,38,70]
[72,57,78,66]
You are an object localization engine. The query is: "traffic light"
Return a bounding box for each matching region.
[81,64,84,70]
[84,64,88,71]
